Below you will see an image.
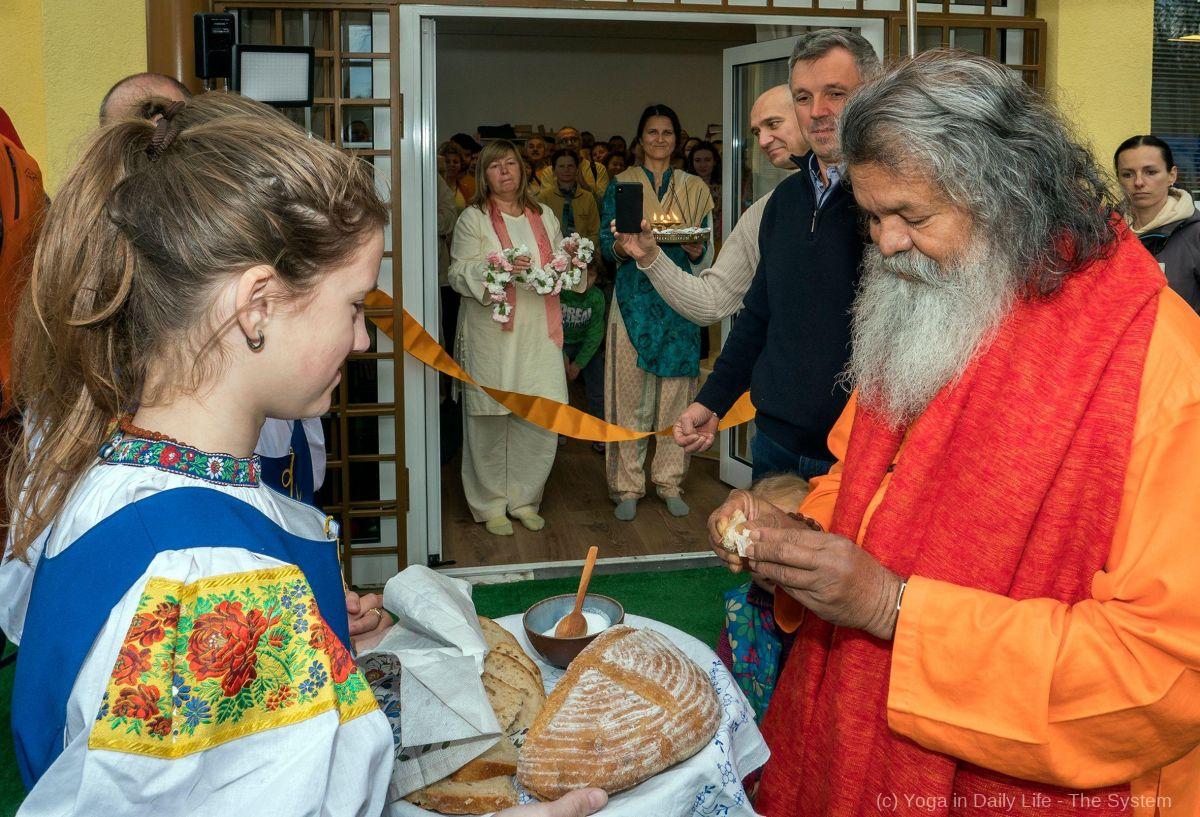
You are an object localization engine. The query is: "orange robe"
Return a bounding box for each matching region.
[777,287,1200,815]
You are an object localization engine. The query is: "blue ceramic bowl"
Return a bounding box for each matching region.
[522,593,625,669]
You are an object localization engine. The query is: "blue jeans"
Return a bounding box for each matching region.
[562,342,604,420]
[750,428,835,481]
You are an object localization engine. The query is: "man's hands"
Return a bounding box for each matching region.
[706,490,793,573]
[610,219,659,266]
[346,589,392,652]
[495,788,608,817]
[565,361,582,381]
[512,255,533,273]
[681,241,704,262]
[745,528,904,641]
[673,402,719,453]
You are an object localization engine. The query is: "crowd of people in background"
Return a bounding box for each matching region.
[436,109,733,533]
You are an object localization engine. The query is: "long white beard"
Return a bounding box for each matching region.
[844,239,1018,429]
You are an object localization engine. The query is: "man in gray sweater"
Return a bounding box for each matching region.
[610,84,807,324]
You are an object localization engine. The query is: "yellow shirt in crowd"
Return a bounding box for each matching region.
[538,160,608,200]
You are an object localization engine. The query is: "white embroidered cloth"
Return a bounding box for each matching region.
[386,613,769,817]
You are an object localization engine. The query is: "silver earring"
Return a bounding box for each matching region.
[247,330,265,351]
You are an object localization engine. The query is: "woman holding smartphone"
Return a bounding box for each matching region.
[599,104,713,522]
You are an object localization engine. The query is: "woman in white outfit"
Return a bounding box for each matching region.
[449,140,585,536]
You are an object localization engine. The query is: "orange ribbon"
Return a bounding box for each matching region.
[365,289,755,442]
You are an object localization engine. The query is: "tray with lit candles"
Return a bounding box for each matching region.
[651,226,711,245]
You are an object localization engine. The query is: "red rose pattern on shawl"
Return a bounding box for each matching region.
[187,600,275,697]
[126,612,168,648]
[89,566,376,759]
[110,684,162,720]
[112,644,153,686]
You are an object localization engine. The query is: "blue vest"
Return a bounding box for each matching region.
[12,486,348,790]
[258,420,316,506]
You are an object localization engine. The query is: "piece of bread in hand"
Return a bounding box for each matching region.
[716,509,752,556]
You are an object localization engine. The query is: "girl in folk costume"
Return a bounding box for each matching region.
[0,96,603,817]
[449,140,585,537]
[600,105,714,522]
[0,93,391,813]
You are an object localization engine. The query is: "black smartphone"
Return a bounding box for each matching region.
[614,182,644,233]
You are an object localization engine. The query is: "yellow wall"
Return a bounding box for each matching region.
[0,0,48,170]
[0,0,147,192]
[1041,0,1154,167]
[0,1,1155,189]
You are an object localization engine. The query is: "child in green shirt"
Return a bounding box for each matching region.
[560,267,607,452]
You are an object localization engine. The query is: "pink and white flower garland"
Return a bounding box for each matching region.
[483,234,595,324]
[483,245,527,323]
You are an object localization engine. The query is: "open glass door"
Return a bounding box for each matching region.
[718,22,883,488]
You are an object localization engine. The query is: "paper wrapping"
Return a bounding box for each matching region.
[357,566,502,802]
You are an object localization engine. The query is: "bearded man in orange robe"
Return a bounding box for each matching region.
[709,51,1200,816]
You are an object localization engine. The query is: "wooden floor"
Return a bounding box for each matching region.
[440,433,733,569]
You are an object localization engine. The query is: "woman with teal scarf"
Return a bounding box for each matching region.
[601,104,713,522]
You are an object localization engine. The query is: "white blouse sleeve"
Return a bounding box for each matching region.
[18,547,392,817]
[448,208,494,306]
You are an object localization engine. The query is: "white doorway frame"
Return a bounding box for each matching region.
[717,25,884,489]
[399,6,884,578]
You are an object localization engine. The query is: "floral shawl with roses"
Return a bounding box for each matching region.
[11,458,381,789]
[90,565,374,755]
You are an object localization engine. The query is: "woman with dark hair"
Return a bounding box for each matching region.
[686,140,722,251]
[450,140,583,536]
[439,140,475,209]
[1115,134,1200,313]
[599,104,713,522]
[604,151,626,178]
[591,141,610,167]
[538,148,600,250]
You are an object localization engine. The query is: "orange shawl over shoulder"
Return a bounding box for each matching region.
[756,225,1165,816]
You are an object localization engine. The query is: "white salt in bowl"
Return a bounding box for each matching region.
[522,593,625,669]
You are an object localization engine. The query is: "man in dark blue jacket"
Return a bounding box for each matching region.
[674,29,881,481]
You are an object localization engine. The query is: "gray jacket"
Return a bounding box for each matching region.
[1140,209,1200,314]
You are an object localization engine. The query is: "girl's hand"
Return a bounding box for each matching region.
[346,590,393,651]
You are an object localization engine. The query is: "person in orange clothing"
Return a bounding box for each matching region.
[708,52,1200,816]
[0,107,47,395]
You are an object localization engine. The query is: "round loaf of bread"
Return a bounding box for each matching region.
[517,625,721,800]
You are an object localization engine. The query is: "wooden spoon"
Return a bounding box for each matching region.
[555,546,599,638]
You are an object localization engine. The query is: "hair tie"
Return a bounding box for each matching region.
[145,100,186,162]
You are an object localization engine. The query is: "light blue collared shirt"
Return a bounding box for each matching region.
[808,153,841,209]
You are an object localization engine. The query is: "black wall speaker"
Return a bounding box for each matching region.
[194,13,236,80]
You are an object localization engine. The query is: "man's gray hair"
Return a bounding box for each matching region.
[840,50,1118,295]
[788,29,882,82]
